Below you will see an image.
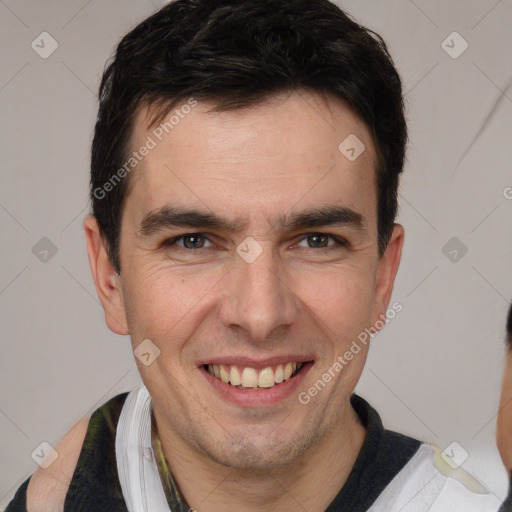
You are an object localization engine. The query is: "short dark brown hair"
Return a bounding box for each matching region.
[90,0,407,273]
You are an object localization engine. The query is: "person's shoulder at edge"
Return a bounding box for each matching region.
[18,390,129,512]
[421,443,501,510]
[23,415,90,512]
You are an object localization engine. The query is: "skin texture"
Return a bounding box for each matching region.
[29,90,404,511]
[26,416,89,512]
[497,349,512,474]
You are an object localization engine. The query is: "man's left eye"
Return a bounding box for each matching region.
[296,233,348,249]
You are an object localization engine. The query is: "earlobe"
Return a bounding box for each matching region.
[371,224,404,328]
[83,215,129,335]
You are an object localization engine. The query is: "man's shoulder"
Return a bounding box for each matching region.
[369,442,502,511]
[427,443,502,511]
[10,392,129,512]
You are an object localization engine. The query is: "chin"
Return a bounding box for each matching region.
[195,422,325,472]
[202,439,306,472]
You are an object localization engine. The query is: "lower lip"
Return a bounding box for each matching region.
[200,362,314,407]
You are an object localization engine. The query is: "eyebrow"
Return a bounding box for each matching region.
[137,204,367,238]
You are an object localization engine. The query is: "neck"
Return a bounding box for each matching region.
[153,402,366,512]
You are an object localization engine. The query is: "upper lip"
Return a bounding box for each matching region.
[198,355,314,369]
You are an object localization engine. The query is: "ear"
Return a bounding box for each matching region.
[370,224,404,328]
[83,215,129,335]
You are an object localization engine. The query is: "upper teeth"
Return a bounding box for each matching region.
[207,362,303,388]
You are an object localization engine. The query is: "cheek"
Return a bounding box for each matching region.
[122,252,376,354]
[497,407,512,472]
[294,265,376,341]
[498,374,512,470]
[122,267,195,339]
[122,260,229,345]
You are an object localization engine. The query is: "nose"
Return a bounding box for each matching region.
[219,244,299,344]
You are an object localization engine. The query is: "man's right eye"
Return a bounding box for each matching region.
[162,233,214,250]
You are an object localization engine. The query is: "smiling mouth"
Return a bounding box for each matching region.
[204,362,309,389]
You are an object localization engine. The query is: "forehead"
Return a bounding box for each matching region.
[123,90,378,228]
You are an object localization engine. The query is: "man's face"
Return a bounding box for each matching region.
[498,350,512,473]
[92,91,402,470]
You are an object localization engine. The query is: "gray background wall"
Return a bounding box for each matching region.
[1,0,511,507]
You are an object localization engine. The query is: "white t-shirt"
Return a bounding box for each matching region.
[368,443,502,511]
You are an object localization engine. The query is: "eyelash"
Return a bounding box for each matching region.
[161,233,349,251]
